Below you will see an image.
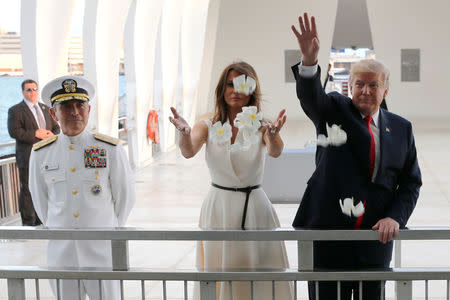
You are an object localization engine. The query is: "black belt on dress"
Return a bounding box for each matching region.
[211,183,261,230]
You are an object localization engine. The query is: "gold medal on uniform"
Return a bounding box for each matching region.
[91,184,102,195]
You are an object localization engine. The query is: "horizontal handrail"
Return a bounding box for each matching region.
[0,141,15,149]
[0,266,449,281]
[0,226,449,241]
[0,157,16,165]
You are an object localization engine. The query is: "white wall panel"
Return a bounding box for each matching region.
[367,0,450,118]
[207,0,338,121]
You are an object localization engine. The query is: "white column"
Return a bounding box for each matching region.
[124,0,164,168]
[180,0,210,125]
[160,0,183,151]
[83,0,132,136]
[21,0,76,87]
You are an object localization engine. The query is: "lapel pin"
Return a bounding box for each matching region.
[386,127,390,133]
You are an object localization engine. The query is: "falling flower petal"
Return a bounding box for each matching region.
[339,197,365,217]
[233,74,256,96]
[352,201,365,217]
[316,123,347,147]
[210,121,232,144]
[339,198,353,217]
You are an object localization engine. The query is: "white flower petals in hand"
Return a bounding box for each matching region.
[316,123,347,147]
[233,74,257,96]
[210,121,232,144]
[339,197,365,217]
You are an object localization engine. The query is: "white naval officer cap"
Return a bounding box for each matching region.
[41,75,95,107]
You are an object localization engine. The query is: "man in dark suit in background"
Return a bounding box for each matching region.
[291,13,422,300]
[7,79,60,226]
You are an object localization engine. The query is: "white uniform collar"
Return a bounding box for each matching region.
[62,130,88,145]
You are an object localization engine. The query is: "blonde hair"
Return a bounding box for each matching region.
[349,59,390,88]
[213,61,262,123]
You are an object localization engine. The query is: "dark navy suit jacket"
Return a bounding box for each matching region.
[291,64,422,231]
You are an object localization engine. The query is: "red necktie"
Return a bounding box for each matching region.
[355,116,374,229]
[364,116,375,178]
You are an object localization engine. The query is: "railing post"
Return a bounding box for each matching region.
[2,164,12,216]
[396,280,412,300]
[394,240,412,299]
[111,240,129,271]
[394,240,402,268]
[200,281,216,300]
[298,241,314,270]
[7,278,25,300]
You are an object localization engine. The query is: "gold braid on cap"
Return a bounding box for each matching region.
[49,78,90,106]
[50,93,90,105]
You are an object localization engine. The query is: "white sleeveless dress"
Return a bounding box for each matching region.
[195,119,293,300]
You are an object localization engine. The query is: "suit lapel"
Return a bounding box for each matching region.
[348,102,371,176]
[375,109,392,183]
[20,101,39,130]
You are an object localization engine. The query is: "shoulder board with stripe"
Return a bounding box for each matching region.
[32,135,58,151]
[93,133,119,146]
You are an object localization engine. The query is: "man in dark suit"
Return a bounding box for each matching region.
[7,79,60,226]
[291,13,422,300]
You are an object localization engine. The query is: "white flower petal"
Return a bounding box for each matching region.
[232,74,246,94]
[210,121,232,144]
[245,76,256,95]
[352,201,365,217]
[339,199,352,217]
[317,134,329,147]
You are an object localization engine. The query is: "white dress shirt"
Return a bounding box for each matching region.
[23,99,46,128]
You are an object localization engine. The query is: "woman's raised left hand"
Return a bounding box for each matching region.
[262,109,287,136]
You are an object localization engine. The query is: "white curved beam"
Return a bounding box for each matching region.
[160,0,183,151]
[181,0,210,125]
[83,0,132,136]
[21,0,76,87]
[124,0,164,168]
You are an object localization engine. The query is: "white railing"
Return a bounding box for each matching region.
[0,227,449,299]
[0,155,20,221]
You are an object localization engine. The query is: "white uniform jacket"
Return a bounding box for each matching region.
[29,130,135,300]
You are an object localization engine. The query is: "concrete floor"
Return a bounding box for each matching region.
[0,118,449,299]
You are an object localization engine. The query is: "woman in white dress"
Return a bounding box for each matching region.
[169,61,292,300]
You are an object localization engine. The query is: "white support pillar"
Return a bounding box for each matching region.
[159,0,183,151]
[181,0,210,125]
[124,0,164,168]
[83,0,132,136]
[21,0,76,87]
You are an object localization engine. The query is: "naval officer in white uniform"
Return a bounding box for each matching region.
[29,75,136,300]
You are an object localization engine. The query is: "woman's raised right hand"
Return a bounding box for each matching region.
[169,107,191,135]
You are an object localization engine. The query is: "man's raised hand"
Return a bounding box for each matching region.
[291,12,320,66]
